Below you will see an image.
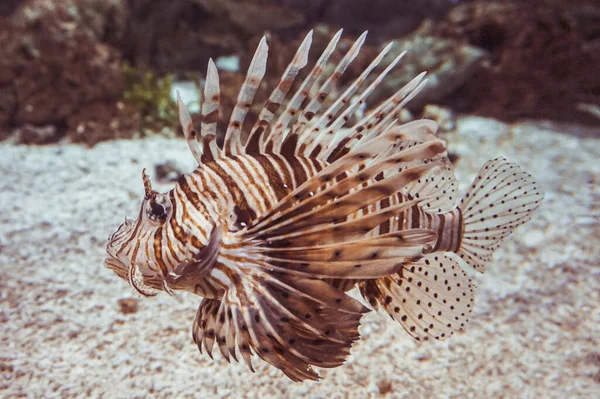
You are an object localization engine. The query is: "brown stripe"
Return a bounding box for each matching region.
[255,154,288,201]
[287,154,308,187]
[279,78,293,93]
[264,100,279,114]
[301,157,322,190]
[169,191,188,245]
[265,140,274,153]
[206,161,257,221]
[309,144,322,159]
[190,234,204,251]
[308,156,324,173]
[432,213,445,252]
[378,197,391,235]
[411,205,421,229]
[446,212,455,252]
[452,208,464,253]
[189,170,222,213]
[201,136,216,163]
[177,176,211,223]
[246,123,267,154]
[327,137,352,163]
[298,143,307,154]
[269,153,295,191]
[117,205,145,258]
[426,213,434,230]
[153,227,169,278]
[234,157,272,209]
[280,132,298,161]
[203,109,219,124]
[165,235,180,265]
[394,193,405,229]
[129,239,141,269]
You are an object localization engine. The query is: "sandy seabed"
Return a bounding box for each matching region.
[1,116,598,398]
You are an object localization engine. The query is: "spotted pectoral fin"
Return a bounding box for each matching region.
[359,253,474,341]
[192,270,367,382]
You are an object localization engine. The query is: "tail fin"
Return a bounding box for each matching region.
[457,157,543,273]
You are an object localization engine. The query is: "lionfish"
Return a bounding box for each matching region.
[105,30,543,381]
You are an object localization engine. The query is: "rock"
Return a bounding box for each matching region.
[522,229,546,248]
[117,298,139,315]
[121,0,244,73]
[366,20,488,110]
[316,0,459,43]
[66,101,140,146]
[154,160,185,183]
[0,0,126,131]
[192,0,305,35]
[0,78,17,127]
[15,124,61,145]
[435,0,600,125]
[377,380,393,395]
[0,1,20,16]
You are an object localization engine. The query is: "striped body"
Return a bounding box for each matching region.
[107,153,467,297]
[174,154,327,298]
[118,154,464,298]
[401,204,463,254]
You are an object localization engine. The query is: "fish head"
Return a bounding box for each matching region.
[104,169,178,297]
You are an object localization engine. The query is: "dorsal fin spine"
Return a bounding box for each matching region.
[266,29,343,153]
[322,72,426,161]
[177,91,203,164]
[201,59,222,162]
[245,31,313,154]
[365,78,428,142]
[323,50,407,153]
[224,36,269,156]
[290,31,368,151]
[304,45,407,157]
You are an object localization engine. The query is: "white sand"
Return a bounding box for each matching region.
[1,117,598,398]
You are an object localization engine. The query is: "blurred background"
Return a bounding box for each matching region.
[1,0,598,146]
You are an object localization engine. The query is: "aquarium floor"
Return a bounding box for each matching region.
[1,117,598,398]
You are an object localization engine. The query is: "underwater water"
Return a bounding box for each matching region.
[1,1,598,398]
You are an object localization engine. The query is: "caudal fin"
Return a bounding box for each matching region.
[457,157,543,273]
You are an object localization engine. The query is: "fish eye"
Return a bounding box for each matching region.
[151,203,166,217]
[146,195,171,221]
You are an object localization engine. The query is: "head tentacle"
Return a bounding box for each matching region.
[142,168,154,199]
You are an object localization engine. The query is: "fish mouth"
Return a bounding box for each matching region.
[104,255,164,296]
[104,255,129,281]
[106,218,136,254]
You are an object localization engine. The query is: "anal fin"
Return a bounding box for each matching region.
[359,253,475,341]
